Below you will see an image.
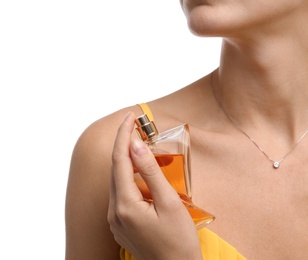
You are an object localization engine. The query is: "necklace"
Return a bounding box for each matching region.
[210,72,308,169]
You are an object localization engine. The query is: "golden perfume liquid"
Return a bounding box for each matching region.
[134,114,215,229]
[135,153,214,228]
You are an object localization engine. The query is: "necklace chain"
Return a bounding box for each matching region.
[210,72,308,169]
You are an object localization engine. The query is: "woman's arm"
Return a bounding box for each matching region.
[65,114,122,259]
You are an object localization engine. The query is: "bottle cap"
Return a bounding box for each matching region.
[135,114,158,141]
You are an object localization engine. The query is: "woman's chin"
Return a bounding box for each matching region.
[184,7,226,37]
[186,17,226,37]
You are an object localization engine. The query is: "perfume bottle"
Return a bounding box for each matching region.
[134,114,215,229]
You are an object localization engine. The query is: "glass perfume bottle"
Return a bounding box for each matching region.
[134,114,215,229]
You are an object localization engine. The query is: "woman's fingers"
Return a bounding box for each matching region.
[130,138,180,209]
[110,112,143,204]
[108,111,144,235]
[109,111,180,213]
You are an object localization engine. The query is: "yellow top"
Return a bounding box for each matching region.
[120,228,246,260]
[119,103,246,260]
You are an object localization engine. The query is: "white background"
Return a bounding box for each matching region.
[0,1,221,259]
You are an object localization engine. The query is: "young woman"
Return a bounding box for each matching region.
[65,0,308,259]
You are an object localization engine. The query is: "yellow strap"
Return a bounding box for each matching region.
[137,103,154,122]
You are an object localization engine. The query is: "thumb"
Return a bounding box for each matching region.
[130,138,179,206]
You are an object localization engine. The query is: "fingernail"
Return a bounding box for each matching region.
[131,138,148,156]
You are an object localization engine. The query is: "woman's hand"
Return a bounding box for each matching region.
[108,112,202,260]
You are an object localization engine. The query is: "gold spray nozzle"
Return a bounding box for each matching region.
[135,114,158,141]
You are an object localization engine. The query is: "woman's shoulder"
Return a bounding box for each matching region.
[75,105,142,154]
[72,72,213,165]
[65,104,144,259]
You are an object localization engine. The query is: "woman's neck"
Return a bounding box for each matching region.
[213,27,308,140]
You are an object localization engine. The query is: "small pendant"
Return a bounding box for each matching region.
[273,162,280,169]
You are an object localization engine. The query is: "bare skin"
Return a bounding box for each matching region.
[65,0,308,259]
